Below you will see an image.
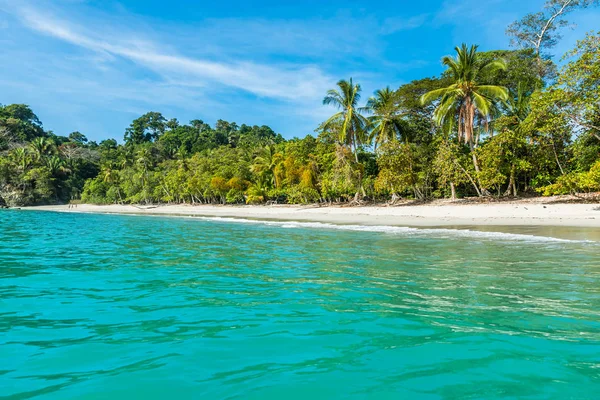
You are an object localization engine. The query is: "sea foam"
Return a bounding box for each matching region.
[190,216,593,244]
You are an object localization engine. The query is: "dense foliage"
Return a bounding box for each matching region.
[1,5,598,206]
[0,105,100,206]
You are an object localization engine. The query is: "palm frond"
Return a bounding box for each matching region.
[479,59,507,76]
[472,92,492,117]
[322,112,344,130]
[476,85,509,101]
[420,87,450,105]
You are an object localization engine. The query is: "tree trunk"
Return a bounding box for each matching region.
[463,100,487,196]
[352,133,364,201]
[468,141,487,196]
[352,133,359,164]
[503,165,517,197]
[413,186,424,200]
[511,164,518,197]
[455,159,481,197]
[551,140,565,175]
[450,182,457,200]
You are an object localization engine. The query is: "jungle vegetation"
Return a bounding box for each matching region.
[1,1,598,206]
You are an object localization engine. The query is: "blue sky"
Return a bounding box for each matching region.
[0,0,598,142]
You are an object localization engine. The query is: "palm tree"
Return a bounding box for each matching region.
[10,147,30,171]
[250,145,283,188]
[505,82,531,123]
[29,137,54,161]
[421,44,509,194]
[44,155,69,176]
[366,87,405,150]
[135,146,153,204]
[102,167,124,204]
[323,78,369,163]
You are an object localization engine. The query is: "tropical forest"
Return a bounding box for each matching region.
[1,0,599,207]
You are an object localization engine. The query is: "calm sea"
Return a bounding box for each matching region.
[1,210,600,399]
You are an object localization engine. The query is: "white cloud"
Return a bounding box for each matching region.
[8,0,572,141]
[9,4,334,101]
[380,14,430,35]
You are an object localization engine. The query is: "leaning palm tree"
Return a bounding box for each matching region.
[366,87,405,150]
[323,78,369,163]
[421,44,509,194]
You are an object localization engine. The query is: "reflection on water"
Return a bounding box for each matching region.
[1,210,600,399]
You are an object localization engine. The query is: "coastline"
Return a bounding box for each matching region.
[18,202,600,241]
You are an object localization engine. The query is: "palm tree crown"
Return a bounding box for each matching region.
[505,82,531,123]
[421,44,509,146]
[323,78,369,162]
[29,137,54,161]
[366,87,405,149]
[250,144,283,188]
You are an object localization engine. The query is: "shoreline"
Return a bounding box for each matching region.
[18,202,600,241]
[19,202,600,227]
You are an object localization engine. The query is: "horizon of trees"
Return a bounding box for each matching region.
[1,0,599,207]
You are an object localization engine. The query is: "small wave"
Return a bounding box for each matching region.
[190,216,592,244]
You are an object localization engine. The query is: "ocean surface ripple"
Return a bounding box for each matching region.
[1,210,600,399]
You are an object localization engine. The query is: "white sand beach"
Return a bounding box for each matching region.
[21,200,600,229]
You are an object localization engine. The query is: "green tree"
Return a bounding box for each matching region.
[250,145,284,189]
[102,167,123,203]
[506,0,599,78]
[421,44,509,194]
[68,131,88,144]
[323,78,369,199]
[375,141,427,200]
[10,147,31,172]
[124,112,167,145]
[210,176,229,204]
[0,104,45,141]
[29,137,55,161]
[433,141,470,199]
[504,82,532,123]
[322,78,369,162]
[553,31,600,141]
[366,87,405,149]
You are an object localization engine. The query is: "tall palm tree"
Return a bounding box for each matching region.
[135,147,152,174]
[102,167,124,204]
[135,146,153,204]
[421,44,508,147]
[366,87,405,150]
[421,44,509,194]
[323,78,369,163]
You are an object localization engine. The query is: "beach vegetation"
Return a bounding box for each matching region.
[1,7,599,206]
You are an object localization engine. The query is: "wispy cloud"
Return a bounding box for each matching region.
[1,0,435,139]
[7,4,334,101]
[380,14,430,35]
[5,0,558,141]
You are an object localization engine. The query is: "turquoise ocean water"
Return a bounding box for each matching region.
[1,210,600,399]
